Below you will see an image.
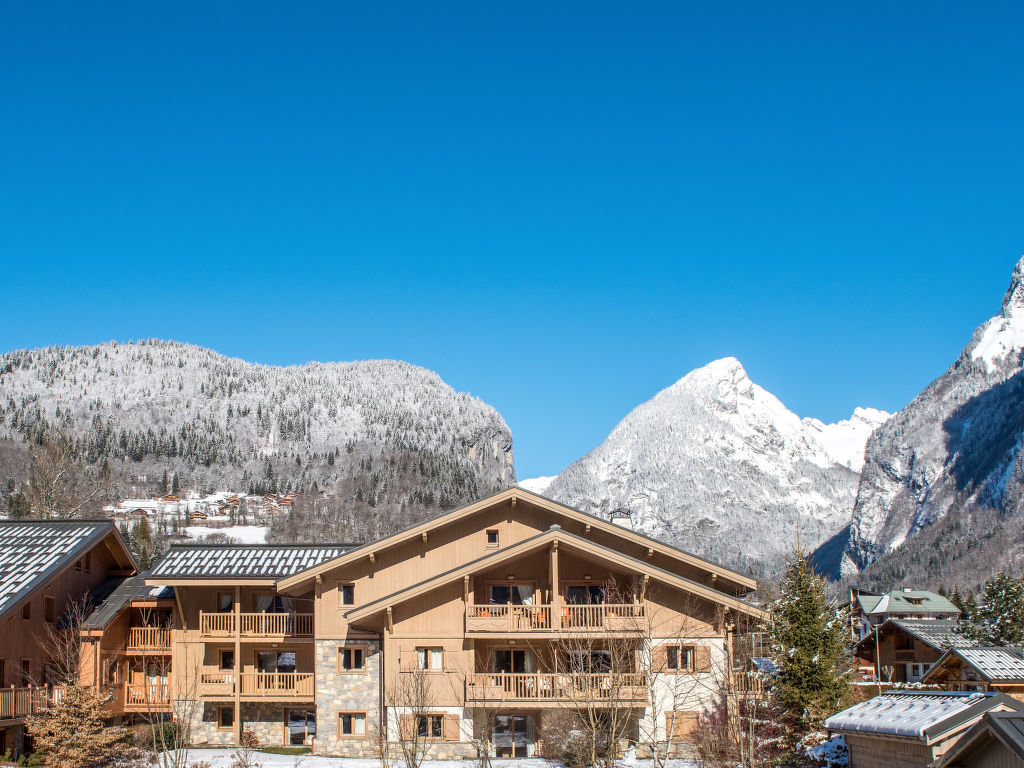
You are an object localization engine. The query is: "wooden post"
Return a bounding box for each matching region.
[234,585,241,745]
[550,542,561,630]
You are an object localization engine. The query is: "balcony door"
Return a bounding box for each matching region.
[490,649,534,674]
[256,651,296,691]
[254,594,294,613]
[286,708,316,746]
[492,715,534,758]
[565,584,607,604]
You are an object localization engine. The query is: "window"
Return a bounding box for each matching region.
[339,584,355,606]
[666,645,695,672]
[0,660,5,687]
[256,651,296,674]
[288,709,316,745]
[492,649,534,673]
[217,592,233,613]
[896,635,915,651]
[44,597,55,624]
[488,583,534,605]
[338,712,366,738]
[84,552,92,573]
[486,529,499,548]
[417,647,444,671]
[75,559,82,572]
[219,650,235,670]
[417,714,443,740]
[218,706,234,730]
[22,602,30,621]
[254,594,292,613]
[19,659,30,687]
[565,584,608,604]
[338,647,366,672]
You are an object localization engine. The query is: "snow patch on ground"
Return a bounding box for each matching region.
[803,407,890,472]
[517,476,556,494]
[170,752,698,768]
[184,525,268,543]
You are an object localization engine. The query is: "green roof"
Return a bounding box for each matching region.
[858,590,959,616]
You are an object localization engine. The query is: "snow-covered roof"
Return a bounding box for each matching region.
[750,657,779,675]
[938,647,1024,682]
[824,691,1021,743]
[83,572,174,629]
[0,519,127,618]
[858,589,959,616]
[855,619,977,652]
[150,543,361,579]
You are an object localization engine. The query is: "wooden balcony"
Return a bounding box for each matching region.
[465,603,645,633]
[0,686,65,722]
[127,627,172,653]
[199,612,314,638]
[466,672,647,705]
[893,650,916,662]
[198,670,315,700]
[124,683,171,710]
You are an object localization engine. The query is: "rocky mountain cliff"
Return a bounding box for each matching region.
[841,257,1024,588]
[0,340,514,535]
[542,358,888,575]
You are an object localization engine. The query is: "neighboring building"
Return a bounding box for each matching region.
[846,587,960,641]
[80,573,175,718]
[79,488,764,756]
[0,519,137,755]
[854,619,976,683]
[933,711,1024,768]
[824,690,1024,768]
[922,647,1024,701]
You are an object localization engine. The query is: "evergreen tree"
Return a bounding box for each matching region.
[171,471,179,494]
[768,548,852,730]
[160,469,168,494]
[6,492,30,518]
[959,572,1024,645]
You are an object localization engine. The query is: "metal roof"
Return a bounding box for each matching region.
[934,711,1024,767]
[0,519,126,618]
[955,647,1024,682]
[82,572,173,629]
[858,590,959,616]
[824,691,1023,743]
[150,543,361,579]
[856,619,978,652]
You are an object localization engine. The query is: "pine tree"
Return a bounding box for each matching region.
[171,471,179,494]
[768,548,852,730]
[160,469,168,494]
[959,572,1024,645]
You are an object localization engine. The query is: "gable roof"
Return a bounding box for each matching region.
[343,524,766,623]
[923,647,1024,684]
[82,572,174,630]
[277,487,756,593]
[0,519,136,619]
[148,543,361,583]
[854,619,977,653]
[859,590,959,616]
[824,691,1024,744]
[933,711,1024,767]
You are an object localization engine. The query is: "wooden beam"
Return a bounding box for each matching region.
[647,547,654,558]
[421,532,428,544]
[174,589,187,632]
[510,495,517,508]
[584,523,591,535]
[640,574,650,602]
[386,607,394,634]
[368,552,375,564]
[463,576,470,603]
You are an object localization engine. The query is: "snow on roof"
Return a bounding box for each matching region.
[750,657,779,675]
[0,519,120,618]
[824,691,1009,741]
[859,589,959,616]
[956,647,1024,682]
[150,543,361,579]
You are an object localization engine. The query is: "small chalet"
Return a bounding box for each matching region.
[921,647,1024,701]
[846,587,959,641]
[187,510,208,521]
[854,619,976,683]
[825,690,1024,768]
[933,711,1024,768]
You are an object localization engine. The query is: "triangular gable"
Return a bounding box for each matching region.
[343,524,765,623]
[276,487,756,593]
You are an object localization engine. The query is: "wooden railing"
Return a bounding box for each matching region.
[198,671,315,698]
[466,673,647,703]
[128,627,172,651]
[0,685,65,720]
[125,683,171,708]
[199,612,314,637]
[466,603,645,632]
[240,673,315,698]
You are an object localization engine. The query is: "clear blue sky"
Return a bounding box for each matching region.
[2,2,1023,478]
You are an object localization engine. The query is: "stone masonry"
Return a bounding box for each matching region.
[314,638,381,756]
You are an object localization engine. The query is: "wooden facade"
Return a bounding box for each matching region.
[80,489,765,756]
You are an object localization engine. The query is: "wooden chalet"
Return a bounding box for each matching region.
[922,648,1024,701]
[933,711,1024,768]
[854,619,976,683]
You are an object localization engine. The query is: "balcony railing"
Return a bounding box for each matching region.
[199,612,314,638]
[466,672,647,704]
[0,685,65,720]
[466,603,645,632]
[125,683,171,709]
[128,627,172,652]
[198,671,314,699]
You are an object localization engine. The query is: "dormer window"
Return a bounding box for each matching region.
[486,530,499,548]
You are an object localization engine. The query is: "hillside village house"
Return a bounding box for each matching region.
[845,587,959,641]
[0,519,137,755]
[854,619,977,683]
[921,647,1024,701]
[933,711,1024,768]
[80,488,764,756]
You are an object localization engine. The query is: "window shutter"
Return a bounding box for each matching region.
[652,645,668,673]
[400,714,415,740]
[695,646,711,673]
[666,711,699,742]
[443,713,460,741]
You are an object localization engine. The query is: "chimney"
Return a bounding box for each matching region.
[610,508,633,530]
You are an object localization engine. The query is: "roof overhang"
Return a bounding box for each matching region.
[276,487,756,593]
[343,525,766,623]
[144,578,278,587]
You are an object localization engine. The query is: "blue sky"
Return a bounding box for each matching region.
[2,2,1023,478]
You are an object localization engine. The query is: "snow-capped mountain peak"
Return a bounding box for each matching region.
[971,255,1024,370]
